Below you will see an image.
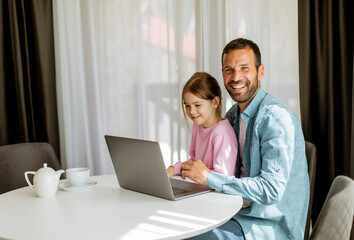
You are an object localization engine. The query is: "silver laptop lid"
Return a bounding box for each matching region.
[105,135,213,200]
[105,135,176,200]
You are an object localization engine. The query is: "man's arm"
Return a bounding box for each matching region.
[183,109,296,205]
[210,110,296,204]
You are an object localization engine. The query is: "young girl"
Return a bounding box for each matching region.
[167,72,237,177]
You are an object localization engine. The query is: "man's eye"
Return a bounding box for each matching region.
[241,67,249,70]
[224,68,233,73]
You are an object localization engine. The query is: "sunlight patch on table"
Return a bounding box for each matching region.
[157,210,218,224]
[121,223,182,239]
[149,216,205,229]
[121,210,219,239]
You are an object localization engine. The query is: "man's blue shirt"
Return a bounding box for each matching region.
[207,87,309,240]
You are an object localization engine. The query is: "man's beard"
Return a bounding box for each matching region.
[226,75,259,103]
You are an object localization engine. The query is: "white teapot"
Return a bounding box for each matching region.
[25,163,65,198]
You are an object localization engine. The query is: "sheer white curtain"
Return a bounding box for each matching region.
[53,0,299,175]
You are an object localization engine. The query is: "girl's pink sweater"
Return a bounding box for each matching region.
[173,119,237,176]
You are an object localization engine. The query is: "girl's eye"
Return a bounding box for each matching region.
[196,104,201,107]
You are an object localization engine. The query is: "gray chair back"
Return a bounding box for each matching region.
[304,141,317,240]
[0,143,61,194]
[309,175,354,240]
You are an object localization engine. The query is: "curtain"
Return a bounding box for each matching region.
[298,0,354,223]
[0,0,59,158]
[53,0,299,175]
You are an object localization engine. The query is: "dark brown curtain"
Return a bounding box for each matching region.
[298,0,354,224]
[0,0,60,160]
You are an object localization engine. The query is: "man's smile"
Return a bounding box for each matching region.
[232,84,246,92]
[229,81,248,94]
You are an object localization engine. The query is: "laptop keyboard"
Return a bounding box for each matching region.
[172,186,191,196]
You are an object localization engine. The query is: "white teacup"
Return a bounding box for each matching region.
[66,168,90,186]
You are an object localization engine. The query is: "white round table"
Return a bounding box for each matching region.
[0,175,243,240]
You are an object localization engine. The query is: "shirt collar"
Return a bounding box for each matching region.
[241,87,267,119]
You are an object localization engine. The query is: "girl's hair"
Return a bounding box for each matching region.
[181,72,222,127]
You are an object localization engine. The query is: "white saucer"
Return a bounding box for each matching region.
[59,180,97,192]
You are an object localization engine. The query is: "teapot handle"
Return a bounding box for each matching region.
[24,171,36,189]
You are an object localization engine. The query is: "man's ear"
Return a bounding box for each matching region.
[258,64,264,80]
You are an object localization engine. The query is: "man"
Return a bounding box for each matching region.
[181,38,309,240]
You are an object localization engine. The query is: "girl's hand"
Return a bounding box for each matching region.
[167,166,175,178]
[180,160,211,185]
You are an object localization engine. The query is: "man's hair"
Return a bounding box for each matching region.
[221,38,262,69]
[181,72,222,128]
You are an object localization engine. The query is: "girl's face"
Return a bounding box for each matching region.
[183,92,220,128]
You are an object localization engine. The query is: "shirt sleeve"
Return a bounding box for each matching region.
[207,110,295,205]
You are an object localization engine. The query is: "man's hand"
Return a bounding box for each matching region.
[180,160,211,185]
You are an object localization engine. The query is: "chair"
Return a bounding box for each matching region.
[304,141,317,240]
[309,175,354,240]
[0,142,62,194]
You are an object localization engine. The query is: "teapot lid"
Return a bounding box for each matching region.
[37,163,54,173]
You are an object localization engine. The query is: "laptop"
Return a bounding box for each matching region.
[105,135,213,200]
